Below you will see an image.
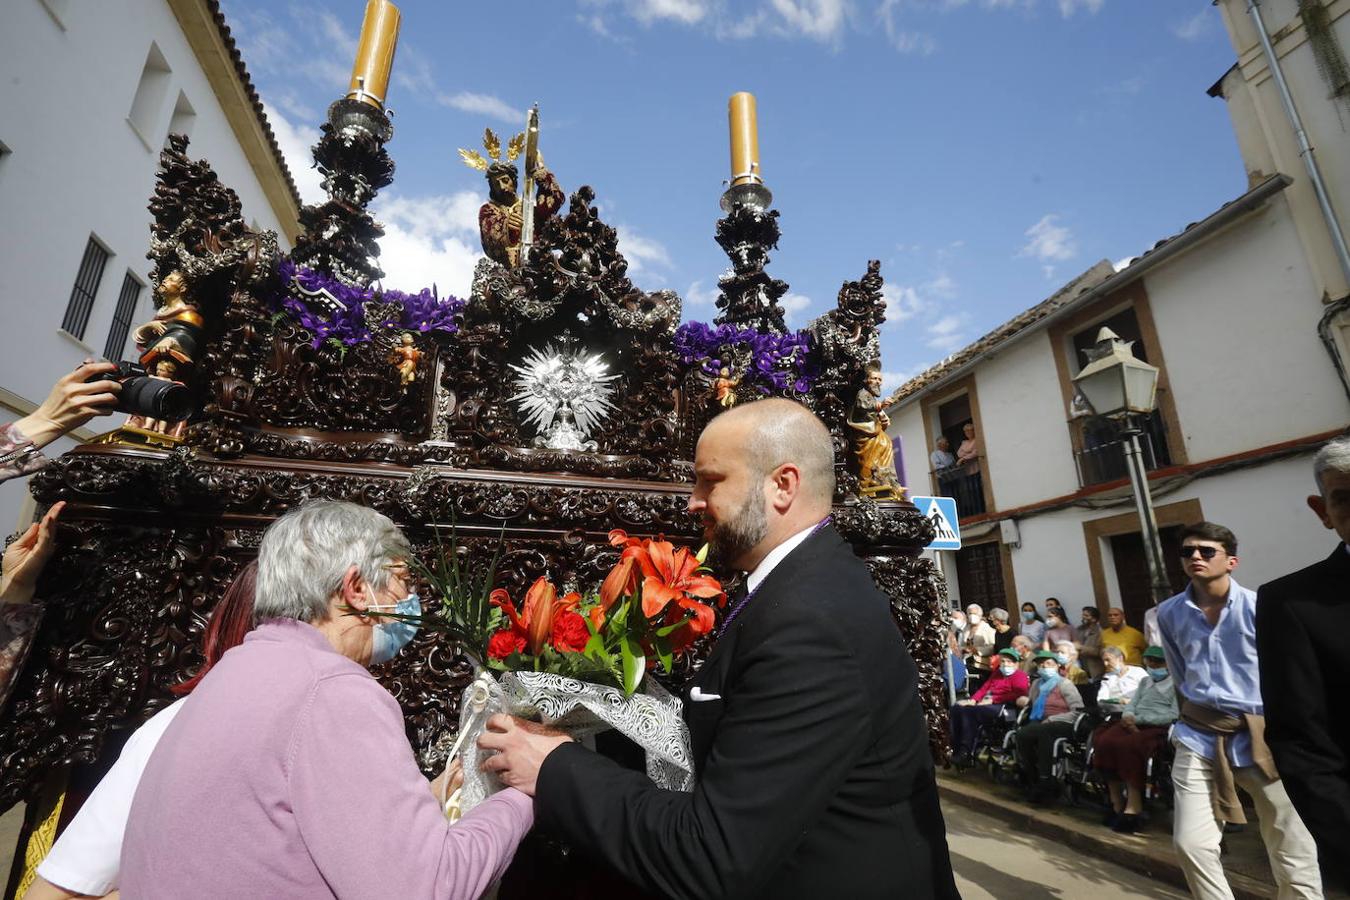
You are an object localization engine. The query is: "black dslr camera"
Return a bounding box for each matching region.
[88,361,193,422]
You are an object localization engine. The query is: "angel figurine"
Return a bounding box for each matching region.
[714,367,741,409]
[390,333,421,389]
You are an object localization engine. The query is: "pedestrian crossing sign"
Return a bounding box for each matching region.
[912,496,961,550]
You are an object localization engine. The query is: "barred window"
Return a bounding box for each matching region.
[104,272,144,360]
[61,236,111,340]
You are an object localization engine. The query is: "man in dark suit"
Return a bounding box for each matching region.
[479,398,958,900]
[1256,435,1350,885]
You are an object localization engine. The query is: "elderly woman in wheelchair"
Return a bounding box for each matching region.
[1088,645,1179,833]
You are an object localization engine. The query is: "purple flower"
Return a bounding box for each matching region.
[268,262,466,349]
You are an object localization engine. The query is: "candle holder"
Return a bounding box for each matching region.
[289,96,396,287]
[713,179,789,334]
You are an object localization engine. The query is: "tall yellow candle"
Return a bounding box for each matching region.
[347,0,402,109]
[728,92,761,186]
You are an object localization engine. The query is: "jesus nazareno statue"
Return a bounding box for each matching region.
[478,160,564,268]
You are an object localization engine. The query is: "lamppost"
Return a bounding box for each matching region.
[1072,328,1172,605]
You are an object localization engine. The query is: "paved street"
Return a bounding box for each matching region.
[945,803,1189,899]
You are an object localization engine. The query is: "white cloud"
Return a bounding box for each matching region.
[1020,214,1077,262]
[716,12,769,38]
[438,92,525,125]
[685,279,720,307]
[878,0,937,53]
[769,0,849,42]
[882,283,928,326]
[880,270,956,328]
[925,314,969,352]
[373,191,484,297]
[615,225,674,279]
[880,366,928,395]
[1171,8,1212,41]
[631,0,708,24]
[781,292,812,323]
[1057,0,1103,15]
[261,101,324,206]
[1112,255,1136,272]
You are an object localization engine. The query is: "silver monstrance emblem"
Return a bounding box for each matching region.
[509,341,619,452]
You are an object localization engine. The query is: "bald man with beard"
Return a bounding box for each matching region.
[479,399,958,900]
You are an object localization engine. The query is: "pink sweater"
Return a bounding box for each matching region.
[121,619,533,899]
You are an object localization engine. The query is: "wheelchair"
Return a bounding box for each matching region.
[969,704,1022,784]
[1076,715,1177,813]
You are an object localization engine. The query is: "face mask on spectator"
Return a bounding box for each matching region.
[1037,665,1059,682]
[1147,667,1168,682]
[967,613,981,625]
[1054,652,1069,665]
[1021,611,1035,622]
[367,591,421,664]
[999,663,1017,676]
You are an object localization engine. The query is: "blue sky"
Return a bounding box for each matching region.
[221,0,1242,392]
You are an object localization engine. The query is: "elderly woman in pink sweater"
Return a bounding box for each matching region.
[121,500,535,899]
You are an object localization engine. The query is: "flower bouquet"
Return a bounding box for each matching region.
[395,528,725,818]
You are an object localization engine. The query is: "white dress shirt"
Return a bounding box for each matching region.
[745,520,826,594]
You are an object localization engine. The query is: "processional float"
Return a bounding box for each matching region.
[0,1,946,893]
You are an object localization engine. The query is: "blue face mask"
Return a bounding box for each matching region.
[1147,667,1168,682]
[999,663,1018,677]
[368,592,421,665]
[1022,611,1035,622]
[1054,652,1070,665]
[1037,666,1060,682]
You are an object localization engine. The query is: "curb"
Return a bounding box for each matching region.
[937,774,1276,900]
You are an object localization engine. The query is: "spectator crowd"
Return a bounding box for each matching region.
[942,436,1350,898]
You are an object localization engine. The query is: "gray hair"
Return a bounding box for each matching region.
[1011,635,1033,650]
[1313,436,1350,494]
[965,603,983,615]
[1055,640,1078,661]
[254,500,411,625]
[1102,645,1125,662]
[990,608,1010,623]
[712,399,836,508]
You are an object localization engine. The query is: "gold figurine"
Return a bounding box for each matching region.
[390,333,421,389]
[847,365,903,499]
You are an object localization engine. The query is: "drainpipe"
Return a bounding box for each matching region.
[1318,295,1350,403]
[1246,0,1350,285]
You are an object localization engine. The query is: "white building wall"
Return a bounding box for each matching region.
[0,0,295,530]
[969,333,1080,511]
[1143,197,1350,462]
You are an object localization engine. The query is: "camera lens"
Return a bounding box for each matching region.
[118,376,193,421]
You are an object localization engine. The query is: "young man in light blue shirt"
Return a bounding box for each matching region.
[1157,522,1321,900]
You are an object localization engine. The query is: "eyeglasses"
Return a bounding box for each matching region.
[1177,545,1221,560]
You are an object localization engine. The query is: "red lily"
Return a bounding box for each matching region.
[492,578,579,656]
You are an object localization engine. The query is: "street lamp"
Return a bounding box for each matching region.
[1072,328,1171,604]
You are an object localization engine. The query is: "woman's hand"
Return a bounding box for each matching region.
[1015,696,1029,708]
[430,758,463,804]
[1,501,64,604]
[15,361,120,447]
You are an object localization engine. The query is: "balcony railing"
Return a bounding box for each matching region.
[1073,411,1172,488]
[933,465,985,519]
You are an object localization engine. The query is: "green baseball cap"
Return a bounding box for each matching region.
[997,648,1020,661]
[1142,646,1166,661]
[1033,649,1059,662]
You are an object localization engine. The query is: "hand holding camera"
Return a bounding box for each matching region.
[14,360,121,448]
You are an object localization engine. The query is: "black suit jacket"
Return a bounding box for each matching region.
[1256,544,1350,879]
[535,525,958,900]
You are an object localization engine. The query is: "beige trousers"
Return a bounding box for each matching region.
[1171,743,1322,900]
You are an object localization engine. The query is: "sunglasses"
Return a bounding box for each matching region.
[1177,545,1221,560]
